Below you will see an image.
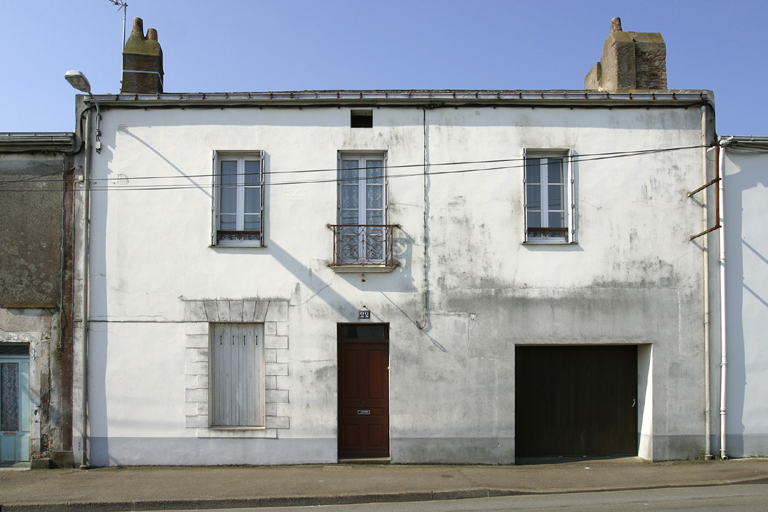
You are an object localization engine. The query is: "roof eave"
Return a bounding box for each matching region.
[0,132,77,152]
[87,90,714,109]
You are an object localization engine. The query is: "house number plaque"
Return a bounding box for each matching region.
[358,310,371,319]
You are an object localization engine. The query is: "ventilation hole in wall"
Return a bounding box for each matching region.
[351,110,373,128]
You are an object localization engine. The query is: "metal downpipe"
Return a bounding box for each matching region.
[718,142,728,460]
[418,106,430,330]
[79,103,93,468]
[701,107,713,460]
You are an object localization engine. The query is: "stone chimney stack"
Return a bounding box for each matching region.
[585,17,667,92]
[121,18,163,94]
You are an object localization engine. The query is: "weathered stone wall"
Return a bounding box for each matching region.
[0,137,75,467]
[632,32,668,90]
[0,154,67,307]
[585,18,667,92]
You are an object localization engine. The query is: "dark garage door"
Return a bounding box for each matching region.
[515,345,637,457]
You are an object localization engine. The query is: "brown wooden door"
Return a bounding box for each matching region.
[338,324,389,458]
[515,345,638,458]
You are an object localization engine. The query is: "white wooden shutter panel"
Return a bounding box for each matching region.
[567,148,575,243]
[522,148,528,242]
[211,150,218,246]
[259,150,265,245]
[212,323,263,427]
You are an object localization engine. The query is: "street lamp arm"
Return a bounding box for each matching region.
[64,70,101,153]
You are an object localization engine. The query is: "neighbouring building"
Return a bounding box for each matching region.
[0,132,77,467]
[717,136,768,458]
[67,18,721,466]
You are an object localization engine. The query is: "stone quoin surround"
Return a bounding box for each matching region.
[183,298,290,438]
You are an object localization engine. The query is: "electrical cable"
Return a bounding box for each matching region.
[1,144,707,184]
[0,143,710,193]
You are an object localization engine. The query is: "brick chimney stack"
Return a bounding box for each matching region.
[121,17,163,94]
[585,17,667,92]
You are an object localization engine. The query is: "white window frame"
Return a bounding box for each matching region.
[212,151,264,247]
[209,323,265,428]
[523,149,575,244]
[337,151,388,264]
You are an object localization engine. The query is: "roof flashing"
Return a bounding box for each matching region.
[88,89,713,109]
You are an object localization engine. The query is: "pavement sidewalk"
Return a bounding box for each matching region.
[1,458,768,511]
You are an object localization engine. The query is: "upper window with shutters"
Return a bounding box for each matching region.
[327,152,398,270]
[523,150,575,244]
[212,151,264,247]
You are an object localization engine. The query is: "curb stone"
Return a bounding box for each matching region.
[5,477,768,512]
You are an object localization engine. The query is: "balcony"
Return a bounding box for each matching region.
[327,224,399,272]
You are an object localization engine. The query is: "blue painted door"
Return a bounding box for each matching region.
[0,354,30,463]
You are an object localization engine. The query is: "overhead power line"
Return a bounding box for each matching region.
[0,144,708,193]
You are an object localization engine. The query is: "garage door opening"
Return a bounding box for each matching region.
[515,345,638,458]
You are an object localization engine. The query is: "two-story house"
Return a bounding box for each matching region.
[69,17,717,466]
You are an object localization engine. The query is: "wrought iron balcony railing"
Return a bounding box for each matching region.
[526,227,568,239]
[217,230,261,243]
[327,224,398,267]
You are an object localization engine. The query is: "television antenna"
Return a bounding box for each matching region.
[106,1,129,51]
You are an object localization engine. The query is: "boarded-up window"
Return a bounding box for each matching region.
[211,323,264,427]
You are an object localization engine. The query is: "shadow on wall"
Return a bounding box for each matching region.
[116,126,212,199]
[88,189,111,466]
[723,155,768,457]
[264,241,357,315]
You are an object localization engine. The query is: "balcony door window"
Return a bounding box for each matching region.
[339,154,386,263]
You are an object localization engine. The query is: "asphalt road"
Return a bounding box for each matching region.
[188,483,768,512]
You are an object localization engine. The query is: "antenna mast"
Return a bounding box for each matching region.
[106,1,128,89]
[107,1,129,50]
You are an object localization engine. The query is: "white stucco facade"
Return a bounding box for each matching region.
[71,91,716,465]
[719,139,768,458]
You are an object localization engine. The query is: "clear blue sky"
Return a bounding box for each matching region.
[2,0,766,135]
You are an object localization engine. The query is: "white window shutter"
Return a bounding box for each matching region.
[211,323,264,427]
[384,152,389,222]
[260,150,265,244]
[522,148,528,242]
[337,152,342,220]
[211,150,218,246]
[567,148,575,243]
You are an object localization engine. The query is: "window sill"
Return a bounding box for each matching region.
[209,426,266,430]
[214,230,263,247]
[211,243,265,248]
[523,239,576,245]
[328,264,398,273]
[196,427,276,439]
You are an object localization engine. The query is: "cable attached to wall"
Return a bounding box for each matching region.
[418,106,430,331]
